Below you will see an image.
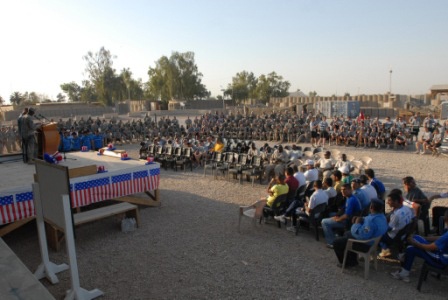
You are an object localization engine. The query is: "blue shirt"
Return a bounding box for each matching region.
[93,134,104,149]
[354,188,370,210]
[435,231,448,265]
[71,137,81,151]
[351,213,388,240]
[345,195,361,218]
[370,178,385,194]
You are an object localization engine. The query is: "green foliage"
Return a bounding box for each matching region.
[146,51,209,102]
[0,95,4,105]
[56,93,66,102]
[225,71,290,104]
[10,91,24,106]
[309,91,318,97]
[60,82,82,102]
[83,47,117,106]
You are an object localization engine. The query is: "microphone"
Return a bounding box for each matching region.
[34,114,41,120]
[39,114,50,122]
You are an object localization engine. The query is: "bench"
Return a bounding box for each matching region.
[46,202,140,251]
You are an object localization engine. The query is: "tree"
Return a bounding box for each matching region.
[146,51,209,102]
[118,68,144,100]
[309,91,318,97]
[10,92,24,106]
[83,47,117,106]
[0,95,4,105]
[79,80,98,103]
[28,92,40,104]
[225,71,258,105]
[60,82,82,102]
[344,92,351,98]
[255,71,290,103]
[56,93,66,102]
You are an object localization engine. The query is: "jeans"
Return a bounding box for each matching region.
[322,217,347,245]
[333,232,370,265]
[403,235,446,271]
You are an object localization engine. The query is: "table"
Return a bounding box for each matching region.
[0,151,160,227]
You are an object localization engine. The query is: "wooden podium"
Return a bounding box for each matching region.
[36,122,60,159]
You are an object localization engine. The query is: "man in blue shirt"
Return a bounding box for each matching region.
[351,178,369,210]
[322,183,362,248]
[333,198,388,267]
[365,168,385,200]
[392,210,448,283]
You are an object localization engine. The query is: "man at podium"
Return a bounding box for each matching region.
[20,107,37,164]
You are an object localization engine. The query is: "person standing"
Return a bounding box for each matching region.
[17,107,29,162]
[20,107,36,164]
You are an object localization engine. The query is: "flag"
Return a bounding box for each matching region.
[0,195,14,224]
[72,177,111,207]
[0,193,34,224]
[15,192,34,220]
[111,173,132,199]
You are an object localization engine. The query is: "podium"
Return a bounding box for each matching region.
[36,122,60,159]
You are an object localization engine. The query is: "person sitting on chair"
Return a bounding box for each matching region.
[303,159,319,183]
[315,151,335,179]
[332,198,388,268]
[379,191,414,258]
[264,145,289,182]
[297,179,329,219]
[263,174,289,208]
[391,211,448,283]
[322,183,362,248]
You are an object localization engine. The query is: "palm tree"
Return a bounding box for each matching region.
[10,92,23,106]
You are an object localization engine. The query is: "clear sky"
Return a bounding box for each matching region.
[1,0,447,103]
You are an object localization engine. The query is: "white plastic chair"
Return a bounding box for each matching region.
[351,160,364,175]
[238,200,267,232]
[342,235,382,280]
[359,156,373,168]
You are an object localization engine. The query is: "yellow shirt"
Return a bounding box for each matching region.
[213,142,224,153]
[267,184,289,207]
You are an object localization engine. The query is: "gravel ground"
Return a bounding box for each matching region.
[3,139,448,299]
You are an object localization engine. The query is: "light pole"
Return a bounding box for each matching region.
[220,86,225,110]
[389,68,393,94]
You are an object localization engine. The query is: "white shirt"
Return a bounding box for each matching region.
[308,189,329,217]
[318,158,334,170]
[325,187,337,199]
[361,184,378,201]
[387,206,414,239]
[293,172,306,188]
[334,160,353,170]
[304,168,319,183]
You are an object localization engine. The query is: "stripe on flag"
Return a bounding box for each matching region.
[15,192,34,220]
[0,195,14,224]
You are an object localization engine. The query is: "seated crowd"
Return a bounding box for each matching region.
[258,164,448,284]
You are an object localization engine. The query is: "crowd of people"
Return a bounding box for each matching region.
[3,107,448,159]
[3,106,448,286]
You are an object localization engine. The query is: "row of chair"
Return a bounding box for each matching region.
[203,152,264,185]
[140,144,193,171]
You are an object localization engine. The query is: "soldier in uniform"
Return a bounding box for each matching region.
[20,107,37,164]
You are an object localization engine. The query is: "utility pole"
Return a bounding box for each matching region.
[389,68,393,94]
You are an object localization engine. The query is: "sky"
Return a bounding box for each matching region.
[1,0,447,103]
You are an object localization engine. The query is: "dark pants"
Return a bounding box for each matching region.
[419,208,430,236]
[333,232,370,266]
[22,137,33,163]
[432,207,448,235]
